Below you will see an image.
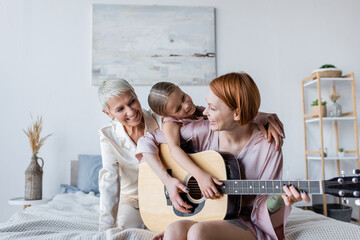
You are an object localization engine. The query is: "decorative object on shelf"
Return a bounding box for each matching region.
[328,92,342,117]
[319,147,328,157]
[312,64,342,78]
[338,148,345,157]
[324,147,328,157]
[23,115,53,200]
[311,99,327,118]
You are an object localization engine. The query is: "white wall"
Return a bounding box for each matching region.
[1,0,360,222]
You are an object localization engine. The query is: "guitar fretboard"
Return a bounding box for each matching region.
[220,180,322,195]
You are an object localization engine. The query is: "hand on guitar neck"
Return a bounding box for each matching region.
[281,184,310,207]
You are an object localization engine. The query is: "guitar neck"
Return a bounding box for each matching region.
[220,180,323,195]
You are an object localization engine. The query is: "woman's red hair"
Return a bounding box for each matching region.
[210,72,261,125]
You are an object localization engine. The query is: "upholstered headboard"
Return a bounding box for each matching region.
[69,156,102,194]
[70,160,78,187]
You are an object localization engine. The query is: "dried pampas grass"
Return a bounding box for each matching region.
[330,92,341,103]
[23,115,53,155]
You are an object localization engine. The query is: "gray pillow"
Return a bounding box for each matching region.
[77,154,102,195]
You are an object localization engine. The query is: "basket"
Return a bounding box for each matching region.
[312,68,342,78]
[311,105,327,118]
[313,203,352,222]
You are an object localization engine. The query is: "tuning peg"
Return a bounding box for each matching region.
[342,198,349,205]
[353,169,360,175]
[341,170,345,177]
[355,199,360,206]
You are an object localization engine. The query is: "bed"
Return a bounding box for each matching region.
[1,156,359,240]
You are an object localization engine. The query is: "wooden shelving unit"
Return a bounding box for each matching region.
[301,72,360,221]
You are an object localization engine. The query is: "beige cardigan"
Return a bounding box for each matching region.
[98,109,162,231]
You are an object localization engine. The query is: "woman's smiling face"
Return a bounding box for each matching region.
[203,89,237,131]
[105,91,143,128]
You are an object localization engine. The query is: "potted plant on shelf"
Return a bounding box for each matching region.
[312,64,342,78]
[311,99,327,118]
[328,92,342,117]
[338,148,345,157]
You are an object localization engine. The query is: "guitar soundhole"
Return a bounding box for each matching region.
[187,177,203,200]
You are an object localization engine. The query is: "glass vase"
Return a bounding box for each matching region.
[328,102,342,117]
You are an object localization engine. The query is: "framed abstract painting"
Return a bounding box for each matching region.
[92,5,216,86]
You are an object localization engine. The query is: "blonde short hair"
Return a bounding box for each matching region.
[98,78,136,112]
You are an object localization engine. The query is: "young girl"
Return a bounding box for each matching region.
[146,82,285,208]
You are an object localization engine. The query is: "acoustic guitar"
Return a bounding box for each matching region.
[138,144,360,233]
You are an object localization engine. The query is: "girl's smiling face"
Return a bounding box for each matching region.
[164,89,196,119]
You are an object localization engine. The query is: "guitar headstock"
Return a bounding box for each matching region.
[324,169,360,198]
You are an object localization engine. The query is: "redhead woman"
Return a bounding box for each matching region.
[136,72,310,240]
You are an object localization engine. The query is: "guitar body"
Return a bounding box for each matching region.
[138,144,241,233]
[139,145,360,233]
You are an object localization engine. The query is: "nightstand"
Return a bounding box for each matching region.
[8,197,51,209]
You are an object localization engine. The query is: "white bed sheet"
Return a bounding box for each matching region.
[0,192,359,240]
[286,207,360,240]
[0,192,155,240]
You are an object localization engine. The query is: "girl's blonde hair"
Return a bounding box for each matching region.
[148,82,181,116]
